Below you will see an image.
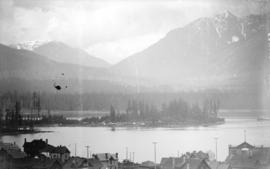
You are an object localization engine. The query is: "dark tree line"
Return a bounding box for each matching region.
[0,90,222,126]
[106,97,221,124]
[0,90,262,113]
[0,91,75,128]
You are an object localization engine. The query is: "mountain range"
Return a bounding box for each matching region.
[1,11,269,92]
[34,41,110,68]
[11,41,110,68]
[113,11,268,89]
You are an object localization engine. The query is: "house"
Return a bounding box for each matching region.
[23,138,70,163]
[159,150,213,169]
[50,146,70,163]
[23,138,55,157]
[93,153,119,169]
[160,157,185,169]
[176,158,211,169]
[226,141,270,169]
[63,157,102,169]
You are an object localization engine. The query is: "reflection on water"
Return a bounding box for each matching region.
[1,118,270,162]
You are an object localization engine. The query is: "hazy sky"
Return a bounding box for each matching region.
[0,0,268,64]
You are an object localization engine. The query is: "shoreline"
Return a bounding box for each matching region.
[0,129,53,136]
[0,118,225,136]
[60,119,225,128]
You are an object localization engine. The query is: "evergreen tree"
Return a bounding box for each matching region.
[110,105,116,122]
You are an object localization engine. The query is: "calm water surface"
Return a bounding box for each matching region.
[1,118,270,162]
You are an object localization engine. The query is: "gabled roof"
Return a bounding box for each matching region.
[51,146,70,154]
[190,151,209,159]
[185,151,209,160]
[23,139,56,153]
[93,153,118,161]
[178,159,211,169]
[236,142,255,149]
[39,144,56,153]
[160,157,185,168]
[23,139,47,148]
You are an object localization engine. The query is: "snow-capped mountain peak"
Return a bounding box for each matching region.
[10,40,49,51]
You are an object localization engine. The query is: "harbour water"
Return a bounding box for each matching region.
[1,113,270,162]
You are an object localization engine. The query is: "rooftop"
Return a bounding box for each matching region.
[177,158,211,169]
[93,153,118,161]
[160,157,185,168]
[51,145,70,154]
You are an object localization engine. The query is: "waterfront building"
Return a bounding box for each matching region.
[226,141,270,169]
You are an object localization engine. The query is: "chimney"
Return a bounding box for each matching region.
[105,153,108,159]
[46,139,48,144]
[24,138,27,143]
[116,153,118,159]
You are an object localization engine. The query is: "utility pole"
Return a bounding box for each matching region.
[153,142,157,169]
[75,143,77,157]
[214,137,218,161]
[244,130,247,142]
[126,147,128,160]
[86,145,90,158]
